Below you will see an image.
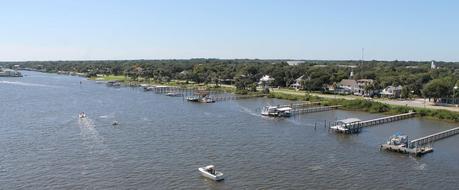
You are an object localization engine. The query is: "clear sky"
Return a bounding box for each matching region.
[0,0,458,61]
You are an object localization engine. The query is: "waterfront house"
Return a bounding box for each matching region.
[0,68,22,77]
[338,79,358,92]
[258,75,275,89]
[337,79,377,96]
[381,85,403,98]
[356,79,377,96]
[290,75,304,90]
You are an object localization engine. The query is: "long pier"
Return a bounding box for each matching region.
[331,112,416,134]
[409,127,459,148]
[291,105,340,115]
[380,127,459,156]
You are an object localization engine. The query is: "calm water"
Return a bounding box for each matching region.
[1,71,458,190]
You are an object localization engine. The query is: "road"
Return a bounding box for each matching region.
[271,88,459,112]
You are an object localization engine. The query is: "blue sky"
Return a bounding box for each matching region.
[0,0,458,61]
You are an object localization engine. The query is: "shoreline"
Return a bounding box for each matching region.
[33,71,459,123]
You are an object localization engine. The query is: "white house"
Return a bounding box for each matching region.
[0,68,22,77]
[337,79,376,96]
[290,75,304,90]
[381,85,403,98]
[431,61,436,69]
[259,75,274,84]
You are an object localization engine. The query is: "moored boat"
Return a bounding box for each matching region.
[329,118,361,132]
[166,92,182,97]
[261,106,292,117]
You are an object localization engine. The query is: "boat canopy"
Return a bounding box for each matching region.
[205,165,215,170]
[277,107,292,111]
[337,118,361,124]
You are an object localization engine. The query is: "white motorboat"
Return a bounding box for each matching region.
[329,118,361,132]
[166,92,182,97]
[201,97,215,103]
[112,121,119,125]
[261,106,292,117]
[198,165,224,181]
[79,112,86,119]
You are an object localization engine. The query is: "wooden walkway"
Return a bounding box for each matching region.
[331,112,416,134]
[291,105,340,115]
[409,127,459,148]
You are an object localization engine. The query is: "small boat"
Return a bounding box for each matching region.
[79,112,86,119]
[201,97,215,103]
[166,92,182,97]
[329,118,361,133]
[112,121,119,125]
[186,96,200,102]
[198,165,224,181]
[261,106,292,117]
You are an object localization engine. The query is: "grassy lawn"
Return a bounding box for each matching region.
[93,75,128,81]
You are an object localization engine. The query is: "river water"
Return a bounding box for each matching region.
[0,71,458,189]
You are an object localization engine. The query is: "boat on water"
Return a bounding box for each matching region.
[201,97,215,103]
[166,92,182,97]
[79,112,86,119]
[329,118,361,132]
[198,165,224,181]
[106,80,121,87]
[380,133,433,156]
[261,106,292,117]
[186,96,215,103]
[186,96,200,102]
[112,121,119,125]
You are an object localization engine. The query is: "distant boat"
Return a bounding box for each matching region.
[166,92,182,97]
[329,118,361,132]
[186,96,200,102]
[201,97,215,103]
[261,106,292,117]
[198,165,224,181]
[112,121,119,125]
[79,112,86,119]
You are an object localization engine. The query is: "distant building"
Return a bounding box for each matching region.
[431,61,437,69]
[312,64,328,68]
[405,66,420,69]
[336,79,377,96]
[0,68,22,77]
[356,79,376,96]
[286,61,304,66]
[337,79,358,94]
[258,75,275,89]
[380,85,403,98]
[337,65,358,69]
[290,75,304,90]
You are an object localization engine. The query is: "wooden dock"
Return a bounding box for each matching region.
[409,127,459,148]
[380,144,433,156]
[331,112,416,134]
[380,127,459,156]
[291,105,340,115]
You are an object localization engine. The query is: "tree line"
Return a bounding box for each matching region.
[2,59,459,100]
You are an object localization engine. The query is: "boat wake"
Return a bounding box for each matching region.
[410,157,427,170]
[99,112,116,119]
[0,80,58,88]
[238,105,263,118]
[78,117,118,172]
